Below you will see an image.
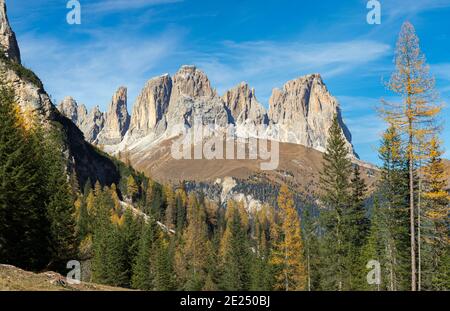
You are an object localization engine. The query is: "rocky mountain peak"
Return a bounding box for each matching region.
[0,0,21,63]
[172,65,215,100]
[96,87,130,145]
[58,65,355,158]
[57,97,79,123]
[128,74,173,140]
[268,73,354,154]
[57,97,104,143]
[223,82,268,126]
[84,106,105,143]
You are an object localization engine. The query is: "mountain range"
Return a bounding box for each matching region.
[55,63,378,209]
[57,65,355,157]
[1,0,421,211]
[0,0,376,209]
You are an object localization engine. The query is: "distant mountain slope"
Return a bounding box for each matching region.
[127,137,378,207]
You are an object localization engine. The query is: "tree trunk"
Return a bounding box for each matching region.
[417,161,422,291]
[285,247,289,291]
[409,131,417,291]
[307,248,311,291]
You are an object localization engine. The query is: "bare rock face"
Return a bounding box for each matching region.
[128,75,172,140]
[57,97,104,143]
[165,95,230,135]
[223,82,268,126]
[124,66,230,146]
[81,106,105,143]
[0,0,21,63]
[119,67,355,158]
[171,65,215,101]
[57,67,355,158]
[0,2,49,119]
[96,87,130,145]
[165,66,229,134]
[0,62,52,122]
[268,74,353,153]
[57,96,87,125]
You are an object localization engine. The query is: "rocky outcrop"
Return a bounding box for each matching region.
[57,97,105,144]
[125,66,230,145]
[0,61,52,119]
[223,82,268,126]
[1,59,118,188]
[58,67,355,158]
[96,87,130,145]
[5,63,119,187]
[0,0,20,63]
[81,106,105,143]
[0,1,121,188]
[171,65,215,100]
[57,96,87,125]
[128,75,172,140]
[165,66,229,134]
[268,74,353,153]
[113,68,355,158]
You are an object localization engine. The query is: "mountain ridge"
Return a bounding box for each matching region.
[58,65,357,159]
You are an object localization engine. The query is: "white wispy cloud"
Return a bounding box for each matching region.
[19,28,182,109]
[337,95,381,114]
[433,63,450,82]
[192,40,391,105]
[345,114,385,144]
[85,0,183,14]
[336,96,386,149]
[384,0,450,18]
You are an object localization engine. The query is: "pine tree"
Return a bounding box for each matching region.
[131,221,157,290]
[374,126,411,291]
[0,85,50,270]
[250,206,274,291]
[219,201,252,291]
[203,232,221,291]
[120,209,142,287]
[380,22,443,291]
[175,192,187,235]
[104,223,129,287]
[153,232,176,291]
[164,185,176,230]
[361,195,383,291]
[40,128,78,271]
[148,183,164,219]
[91,186,124,285]
[302,202,321,291]
[346,165,370,288]
[318,115,352,291]
[75,193,90,241]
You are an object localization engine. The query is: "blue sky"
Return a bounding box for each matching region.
[6,0,450,163]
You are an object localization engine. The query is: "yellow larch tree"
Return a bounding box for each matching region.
[422,137,450,289]
[379,22,443,291]
[270,185,306,291]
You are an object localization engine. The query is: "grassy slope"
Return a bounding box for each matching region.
[0,264,128,291]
